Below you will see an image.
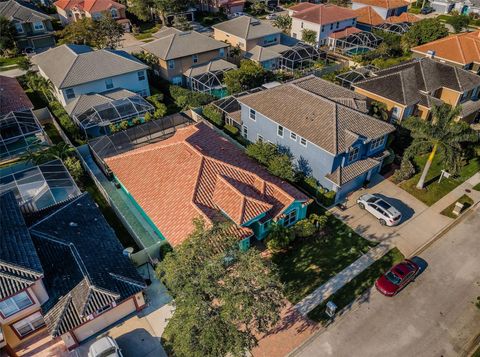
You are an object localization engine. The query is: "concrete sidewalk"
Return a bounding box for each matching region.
[294,241,393,316]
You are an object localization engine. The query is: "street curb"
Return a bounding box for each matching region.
[410,201,479,257]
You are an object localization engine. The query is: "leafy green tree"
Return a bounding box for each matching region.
[223,60,268,94]
[172,14,192,31]
[447,14,470,33]
[25,71,54,102]
[401,18,448,54]
[369,101,389,121]
[58,18,95,45]
[273,15,292,33]
[301,29,317,46]
[158,218,284,357]
[0,16,16,54]
[202,104,223,126]
[402,104,478,189]
[245,141,278,165]
[63,156,84,182]
[266,222,295,251]
[293,219,316,238]
[93,14,124,49]
[250,1,267,15]
[268,154,297,181]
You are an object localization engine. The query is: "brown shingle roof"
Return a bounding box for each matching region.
[292,4,357,25]
[353,0,409,9]
[411,31,480,66]
[238,78,394,155]
[354,6,384,26]
[326,157,380,185]
[105,123,308,247]
[0,76,33,115]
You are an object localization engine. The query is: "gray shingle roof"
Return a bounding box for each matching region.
[238,78,394,155]
[31,44,148,89]
[213,16,281,40]
[183,58,237,77]
[142,29,228,61]
[326,157,380,185]
[64,88,136,116]
[0,191,43,299]
[0,0,51,23]
[30,193,145,337]
[245,45,282,62]
[354,58,480,106]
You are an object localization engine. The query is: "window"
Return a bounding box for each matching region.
[370,136,385,151]
[290,132,297,141]
[348,146,359,162]
[65,88,75,100]
[283,209,297,226]
[277,125,283,137]
[14,22,24,33]
[257,134,264,142]
[105,78,113,89]
[192,54,198,63]
[137,70,145,81]
[219,48,225,57]
[33,21,44,31]
[321,26,324,32]
[335,21,339,29]
[301,22,304,29]
[242,125,248,138]
[330,23,334,30]
[300,137,307,147]
[110,8,119,18]
[249,108,256,121]
[12,312,45,337]
[168,60,175,69]
[0,292,33,317]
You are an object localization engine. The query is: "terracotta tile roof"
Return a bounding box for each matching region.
[54,0,124,12]
[411,31,480,66]
[353,0,409,9]
[288,2,317,12]
[329,26,362,39]
[386,12,420,23]
[0,75,33,116]
[105,123,308,247]
[292,4,357,25]
[354,6,385,25]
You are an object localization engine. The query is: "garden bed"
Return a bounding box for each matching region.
[271,204,376,304]
[307,248,404,323]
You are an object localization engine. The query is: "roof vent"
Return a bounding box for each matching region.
[69,222,78,227]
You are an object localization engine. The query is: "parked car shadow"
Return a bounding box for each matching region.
[410,256,428,276]
[375,194,416,224]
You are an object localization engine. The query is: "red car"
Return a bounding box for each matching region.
[375,259,420,296]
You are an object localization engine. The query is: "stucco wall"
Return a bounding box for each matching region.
[291,17,357,45]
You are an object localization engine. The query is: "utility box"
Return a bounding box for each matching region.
[452,202,464,216]
[326,301,337,318]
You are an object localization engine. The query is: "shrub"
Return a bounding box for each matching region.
[268,154,297,182]
[392,158,415,182]
[63,156,84,183]
[49,102,82,142]
[294,219,316,238]
[266,223,295,251]
[169,85,214,109]
[308,213,328,231]
[159,242,173,259]
[202,104,223,126]
[224,124,239,136]
[304,176,319,192]
[119,120,129,131]
[246,141,278,166]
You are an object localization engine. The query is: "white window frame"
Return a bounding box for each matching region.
[0,291,34,318]
[290,132,297,141]
[370,136,385,151]
[137,70,146,81]
[348,146,359,162]
[283,209,297,227]
[65,88,75,100]
[33,21,45,31]
[249,108,256,121]
[14,22,24,33]
[12,312,45,337]
[105,78,114,89]
[257,134,264,142]
[277,125,284,138]
[300,137,307,147]
[110,8,119,19]
[242,125,248,138]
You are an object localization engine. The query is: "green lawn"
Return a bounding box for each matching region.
[440,194,474,219]
[474,182,480,191]
[399,154,480,206]
[308,248,404,323]
[271,206,376,304]
[133,22,160,40]
[0,56,25,67]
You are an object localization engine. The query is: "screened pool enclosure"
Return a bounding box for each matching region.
[0,110,47,162]
[330,31,383,56]
[72,95,154,138]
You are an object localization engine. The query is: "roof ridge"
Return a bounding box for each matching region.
[58,48,81,89]
[109,272,146,289]
[0,261,43,278]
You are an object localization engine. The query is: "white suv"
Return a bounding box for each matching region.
[88,337,123,357]
[357,194,402,226]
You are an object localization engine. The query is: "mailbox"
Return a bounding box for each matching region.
[326,301,337,317]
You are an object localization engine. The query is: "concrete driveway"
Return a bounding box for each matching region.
[292,205,480,357]
[330,175,429,243]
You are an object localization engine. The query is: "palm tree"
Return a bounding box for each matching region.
[22,143,74,165]
[402,104,478,189]
[26,72,54,102]
[273,15,292,34]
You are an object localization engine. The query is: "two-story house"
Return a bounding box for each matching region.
[0,0,55,51]
[213,16,282,52]
[141,27,230,86]
[411,31,480,74]
[32,44,150,106]
[351,0,409,19]
[54,0,131,32]
[353,58,480,123]
[1,191,48,354]
[99,122,310,250]
[290,4,358,46]
[236,76,395,202]
[197,0,245,14]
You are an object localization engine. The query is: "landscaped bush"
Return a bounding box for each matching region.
[224,124,239,136]
[392,158,415,183]
[266,223,295,251]
[159,242,173,259]
[293,219,316,238]
[202,104,223,126]
[169,85,214,109]
[49,101,83,143]
[301,176,336,206]
[318,190,336,207]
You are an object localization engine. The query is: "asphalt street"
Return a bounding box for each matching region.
[292,205,480,357]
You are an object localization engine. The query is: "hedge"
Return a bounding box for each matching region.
[224,124,239,136]
[169,85,214,109]
[49,101,83,144]
[203,104,223,126]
